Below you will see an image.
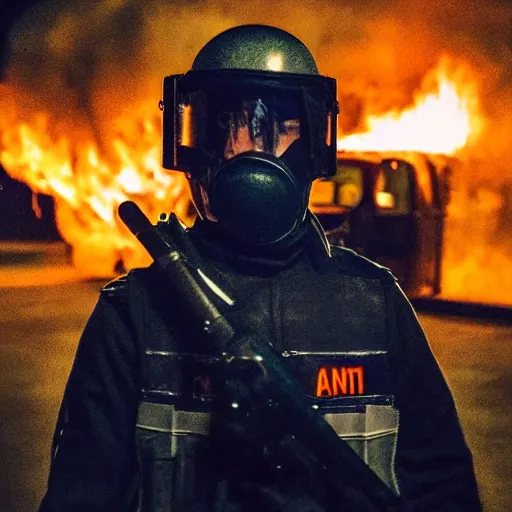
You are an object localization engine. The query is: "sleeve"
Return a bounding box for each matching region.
[387,283,482,511]
[38,289,142,512]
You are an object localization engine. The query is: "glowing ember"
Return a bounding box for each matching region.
[338,58,483,156]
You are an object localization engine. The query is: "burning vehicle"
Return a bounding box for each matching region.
[0,57,478,281]
[309,151,453,297]
[0,164,60,241]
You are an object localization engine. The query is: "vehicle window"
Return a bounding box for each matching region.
[310,179,336,205]
[334,165,364,208]
[310,164,363,210]
[375,160,411,216]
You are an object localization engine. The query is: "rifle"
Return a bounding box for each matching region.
[119,200,401,512]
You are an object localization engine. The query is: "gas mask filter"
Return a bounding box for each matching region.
[209,148,308,245]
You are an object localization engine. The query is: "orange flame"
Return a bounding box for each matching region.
[331,60,512,306]
[338,58,483,155]
[0,110,191,277]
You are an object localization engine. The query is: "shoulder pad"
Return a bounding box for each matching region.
[100,274,130,299]
[100,266,161,300]
[329,245,397,282]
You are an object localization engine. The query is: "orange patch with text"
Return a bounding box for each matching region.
[316,366,364,397]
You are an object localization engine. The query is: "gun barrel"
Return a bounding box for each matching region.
[118,201,235,349]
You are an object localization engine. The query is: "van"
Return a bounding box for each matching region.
[310,151,452,297]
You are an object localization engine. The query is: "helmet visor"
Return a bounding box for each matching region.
[162,69,338,178]
[180,91,302,161]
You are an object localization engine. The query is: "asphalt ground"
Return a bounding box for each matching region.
[0,242,81,288]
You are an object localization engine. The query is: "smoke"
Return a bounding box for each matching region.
[3,0,511,156]
[1,0,511,302]
[3,1,509,131]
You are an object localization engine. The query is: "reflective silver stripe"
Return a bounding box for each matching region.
[136,402,211,436]
[144,350,222,360]
[390,408,401,493]
[197,268,236,306]
[324,404,398,438]
[323,404,400,494]
[145,349,387,357]
[281,350,388,357]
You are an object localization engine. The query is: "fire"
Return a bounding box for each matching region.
[331,58,512,306]
[440,184,511,307]
[0,110,192,277]
[338,58,482,156]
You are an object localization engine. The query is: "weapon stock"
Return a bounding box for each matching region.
[119,200,401,512]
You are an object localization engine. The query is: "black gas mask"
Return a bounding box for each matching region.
[161,26,338,247]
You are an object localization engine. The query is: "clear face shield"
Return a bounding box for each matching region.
[174,89,306,174]
[163,70,337,178]
[222,99,301,159]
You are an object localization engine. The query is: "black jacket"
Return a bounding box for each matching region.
[38,219,481,512]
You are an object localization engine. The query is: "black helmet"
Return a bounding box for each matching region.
[161,24,338,246]
[191,23,319,74]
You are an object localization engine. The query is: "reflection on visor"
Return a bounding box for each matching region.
[178,92,301,160]
[223,99,301,159]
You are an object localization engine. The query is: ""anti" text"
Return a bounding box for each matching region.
[315,366,364,397]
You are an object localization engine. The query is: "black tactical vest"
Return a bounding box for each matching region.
[113,221,400,511]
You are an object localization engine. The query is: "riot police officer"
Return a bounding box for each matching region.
[38,25,481,512]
